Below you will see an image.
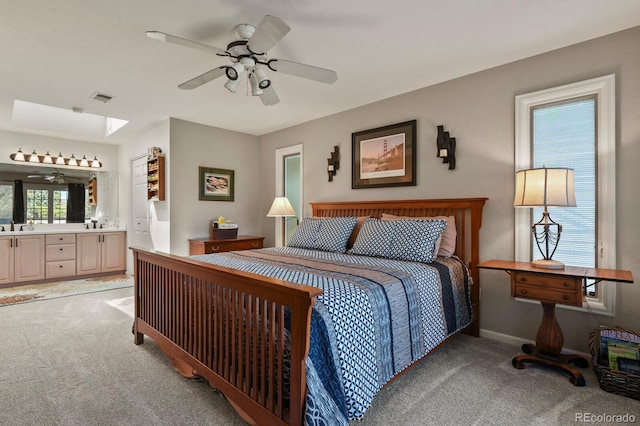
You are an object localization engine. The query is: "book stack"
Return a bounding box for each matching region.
[600,329,640,375]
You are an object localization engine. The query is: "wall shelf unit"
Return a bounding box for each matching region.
[87,177,97,206]
[147,155,165,201]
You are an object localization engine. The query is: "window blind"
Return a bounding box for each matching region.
[531,97,596,268]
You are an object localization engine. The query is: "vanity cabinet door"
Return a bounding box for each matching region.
[76,232,126,275]
[76,233,102,275]
[14,234,45,283]
[0,236,15,285]
[101,232,126,273]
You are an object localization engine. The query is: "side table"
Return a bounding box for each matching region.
[478,260,633,386]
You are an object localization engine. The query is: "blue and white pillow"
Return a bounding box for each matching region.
[288,217,358,253]
[347,218,393,258]
[389,219,447,263]
[349,218,447,263]
[287,218,322,249]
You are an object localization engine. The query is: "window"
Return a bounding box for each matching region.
[515,74,616,315]
[26,188,49,223]
[26,186,71,224]
[0,183,13,224]
[22,183,89,224]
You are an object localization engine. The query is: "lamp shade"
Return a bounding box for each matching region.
[267,197,296,217]
[514,167,576,208]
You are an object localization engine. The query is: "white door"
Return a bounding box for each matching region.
[132,156,150,249]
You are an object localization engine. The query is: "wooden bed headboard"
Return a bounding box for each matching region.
[311,198,488,336]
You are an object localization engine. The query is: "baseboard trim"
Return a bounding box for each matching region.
[479,328,590,359]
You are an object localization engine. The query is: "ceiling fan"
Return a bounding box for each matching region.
[146,15,338,106]
[28,169,65,184]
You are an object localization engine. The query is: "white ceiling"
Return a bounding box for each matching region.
[1,0,639,144]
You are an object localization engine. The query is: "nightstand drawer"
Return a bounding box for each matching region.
[514,273,579,291]
[189,236,265,255]
[206,239,263,253]
[513,283,580,306]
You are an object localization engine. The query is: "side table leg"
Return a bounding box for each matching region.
[536,302,563,356]
[511,301,587,386]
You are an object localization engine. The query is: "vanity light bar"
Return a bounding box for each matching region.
[9,148,102,168]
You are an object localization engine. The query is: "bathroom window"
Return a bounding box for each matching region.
[25,185,73,224]
[0,183,12,224]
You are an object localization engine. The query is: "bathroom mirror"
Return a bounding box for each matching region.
[0,162,117,224]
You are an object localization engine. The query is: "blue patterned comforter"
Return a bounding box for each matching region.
[192,246,472,425]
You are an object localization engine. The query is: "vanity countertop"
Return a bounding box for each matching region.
[0,227,126,236]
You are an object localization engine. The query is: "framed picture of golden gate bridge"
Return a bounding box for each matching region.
[352,119,416,189]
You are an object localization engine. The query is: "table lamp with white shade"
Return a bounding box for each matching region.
[513,167,576,270]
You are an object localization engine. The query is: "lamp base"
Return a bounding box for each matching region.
[531,259,565,270]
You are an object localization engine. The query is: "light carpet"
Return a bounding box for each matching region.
[1,287,639,425]
[0,274,133,306]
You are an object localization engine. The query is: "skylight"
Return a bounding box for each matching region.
[12,100,129,139]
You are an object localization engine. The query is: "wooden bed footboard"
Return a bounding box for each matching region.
[132,248,322,425]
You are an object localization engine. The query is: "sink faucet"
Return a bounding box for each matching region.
[0,226,4,232]
[10,220,14,231]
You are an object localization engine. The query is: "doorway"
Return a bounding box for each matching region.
[131,155,150,249]
[274,144,302,246]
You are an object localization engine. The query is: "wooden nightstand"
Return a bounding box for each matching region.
[188,236,264,255]
[478,260,633,386]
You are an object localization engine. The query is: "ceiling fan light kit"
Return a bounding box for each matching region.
[225,62,245,81]
[147,15,337,105]
[253,68,271,89]
[224,78,241,93]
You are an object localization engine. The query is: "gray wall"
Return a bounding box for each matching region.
[257,26,640,352]
[168,118,260,256]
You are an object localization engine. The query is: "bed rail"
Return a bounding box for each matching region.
[132,248,322,425]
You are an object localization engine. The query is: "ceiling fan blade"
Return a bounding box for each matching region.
[268,59,337,84]
[247,16,291,54]
[260,85,280,106]
[146,31,227,55]
[178,67,227,90]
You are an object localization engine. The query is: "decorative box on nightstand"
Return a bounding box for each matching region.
[209,222,238,240]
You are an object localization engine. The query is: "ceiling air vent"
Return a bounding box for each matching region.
[90,92,114,103]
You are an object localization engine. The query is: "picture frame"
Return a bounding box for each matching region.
[199,167,234,201]
[352,119,417,189]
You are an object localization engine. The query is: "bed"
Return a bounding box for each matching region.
[132,198,487,425]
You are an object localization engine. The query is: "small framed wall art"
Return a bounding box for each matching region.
[199,167,234,201]
[352,119,417,189]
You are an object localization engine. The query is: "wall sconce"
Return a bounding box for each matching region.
[436,125,456,170]
[327,145,340,182]
[10,148,102,168]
